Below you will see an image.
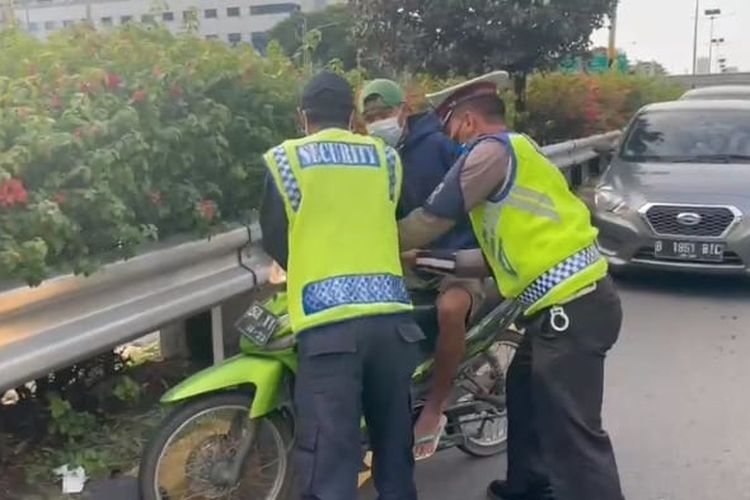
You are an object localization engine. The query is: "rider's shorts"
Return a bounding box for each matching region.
[406,271,486,321]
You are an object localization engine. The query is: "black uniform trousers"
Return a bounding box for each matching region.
[294,312,423,500]
[506,277,625,500]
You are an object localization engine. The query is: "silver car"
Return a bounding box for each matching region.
[592,100,750,275]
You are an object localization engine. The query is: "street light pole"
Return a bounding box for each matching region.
[709,37,725,73]
[607,0,618,69]
[704,8,721,74]
[692,0,699,74]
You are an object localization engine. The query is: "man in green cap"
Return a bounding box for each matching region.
[399,72,624,500]
[360,79,486,459]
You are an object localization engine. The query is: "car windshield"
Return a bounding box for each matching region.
[620,109,750,163]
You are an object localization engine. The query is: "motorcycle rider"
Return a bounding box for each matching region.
[260,71,423,500]
[399,72,625,500]
[359,78,485,458]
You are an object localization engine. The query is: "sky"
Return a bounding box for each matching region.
[590,0,750,74]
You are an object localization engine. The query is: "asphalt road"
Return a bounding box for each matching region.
[363,272,750,500]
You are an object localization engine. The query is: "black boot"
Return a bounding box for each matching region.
[487,480,555,500]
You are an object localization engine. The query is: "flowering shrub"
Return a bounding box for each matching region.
[524,72,684,144]
[0,25,301,285]
[0,24,684,286]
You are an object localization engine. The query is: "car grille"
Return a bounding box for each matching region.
[644,205,737,237]
[634,247,744,266]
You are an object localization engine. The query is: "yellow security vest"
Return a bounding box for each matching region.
[263,128,412,332]
[468,133,607,315]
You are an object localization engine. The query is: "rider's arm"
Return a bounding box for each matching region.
[413,249,492,278]
[259,173,289,271]
[398,141,512,250]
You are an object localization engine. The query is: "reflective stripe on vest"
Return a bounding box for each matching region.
[303,274,411,315]
[517,245,601,308]
[272,145,302,211]
[385,146,398,201]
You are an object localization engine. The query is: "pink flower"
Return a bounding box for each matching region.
[199,200,216,221]
[0,179,29,208]
[105,73,122,90]
[132,90,148,103]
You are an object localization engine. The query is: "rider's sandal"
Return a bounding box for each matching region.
[413,415,447,461]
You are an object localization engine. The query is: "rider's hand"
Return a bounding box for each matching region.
[401,250,419,269]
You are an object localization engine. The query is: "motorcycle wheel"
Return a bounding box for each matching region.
[139,391,294,500]
[457,329,522,458]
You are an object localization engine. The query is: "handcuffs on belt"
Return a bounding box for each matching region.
[549,306,570,333]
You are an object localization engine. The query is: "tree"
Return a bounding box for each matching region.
[268,4,356,70]
[352,0,617,108]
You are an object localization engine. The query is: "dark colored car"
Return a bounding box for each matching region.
[591,100,750,274]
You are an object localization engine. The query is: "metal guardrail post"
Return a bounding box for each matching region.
[211,306,225,364]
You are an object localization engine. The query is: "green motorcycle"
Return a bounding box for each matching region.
[139,271,522,500]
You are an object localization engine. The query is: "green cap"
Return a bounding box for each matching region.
[358,79,405,113]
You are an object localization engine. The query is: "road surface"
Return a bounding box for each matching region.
[363,272,750,500]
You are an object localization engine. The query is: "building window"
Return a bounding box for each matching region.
[162,11,174,22]
[28,22,40,32]
[251,31,270,54]
[182,10,193,21]
[120,15,132,24]
[141,14,154,23]
[250,3,300,15]
[204,8,217,19]
[100,16,113,26]
[205,34,218,40]
[227,32,242,45]
[227,7,241,17]
[43,20,56,30]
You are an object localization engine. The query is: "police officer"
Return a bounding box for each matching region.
[398,72,625,500]
[260,71,423,500]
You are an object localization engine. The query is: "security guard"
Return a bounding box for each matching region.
[399,72,625,500]
[260,72,423,500]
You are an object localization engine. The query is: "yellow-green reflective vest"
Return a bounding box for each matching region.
[467,133,607,315]
[263,128,412,333]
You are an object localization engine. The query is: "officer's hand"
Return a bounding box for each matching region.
[401,250,419,269]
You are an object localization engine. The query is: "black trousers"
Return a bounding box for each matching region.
[506,277,625,500]
[294,313,423,500]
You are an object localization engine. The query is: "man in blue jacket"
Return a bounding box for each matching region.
[360,79,485,459]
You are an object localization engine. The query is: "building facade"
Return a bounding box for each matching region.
[11,0,338,50]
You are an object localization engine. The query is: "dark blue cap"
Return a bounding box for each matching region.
[301,71,354,114]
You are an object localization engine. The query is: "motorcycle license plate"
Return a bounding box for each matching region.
[236,303,280,346]
[654,240,725,262]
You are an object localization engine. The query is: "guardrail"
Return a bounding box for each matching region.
[666,72,750,89]
[0,131,621,392]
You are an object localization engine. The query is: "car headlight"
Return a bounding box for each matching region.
[594,187,631,215]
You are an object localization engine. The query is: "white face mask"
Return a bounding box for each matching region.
[367,116,404,147]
